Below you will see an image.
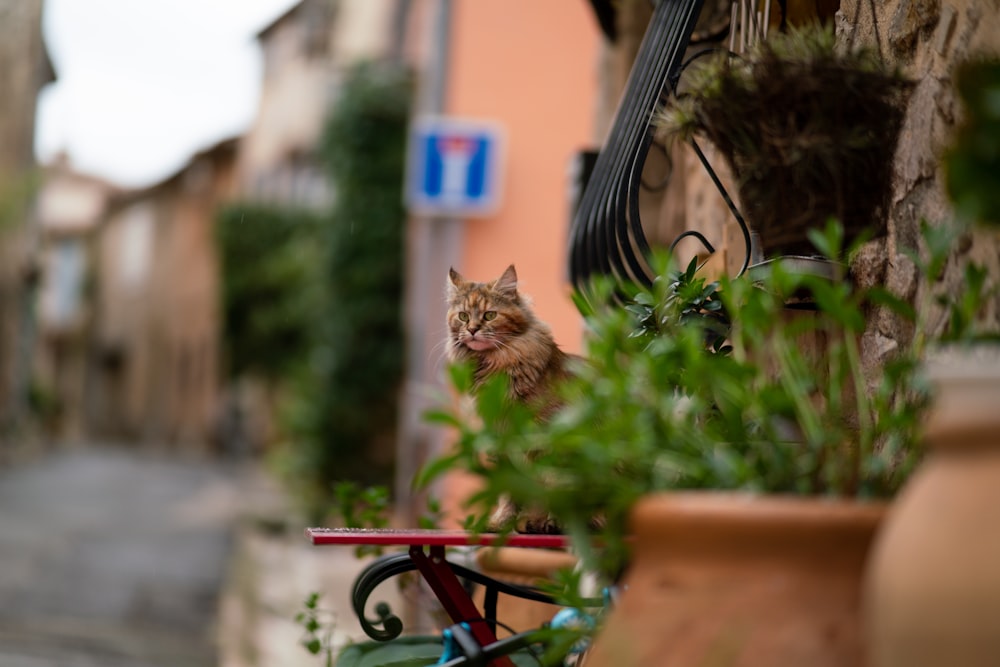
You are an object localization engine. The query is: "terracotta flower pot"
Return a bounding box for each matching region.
[583,492,885,667]
[864,347,1000,666]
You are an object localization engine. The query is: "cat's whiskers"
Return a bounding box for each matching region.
[429,336,456,366]
[486,335,512,352]
[474,331,514,353]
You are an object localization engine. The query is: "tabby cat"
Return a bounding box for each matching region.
[446,264,579,533]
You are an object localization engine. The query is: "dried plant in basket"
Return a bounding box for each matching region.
[656,24,913,257]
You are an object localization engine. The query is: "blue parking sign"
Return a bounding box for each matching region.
[406,116,504,217]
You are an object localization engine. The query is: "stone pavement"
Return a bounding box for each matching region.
[0,444,410,667]
[0,445,247,667]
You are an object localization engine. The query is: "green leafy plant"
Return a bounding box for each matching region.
[935,57,1000,347]
[626,256,730,352]
[0,170,39,232]
[420,222,944,578]
[295,592,337,667]
[332,482,391,530]
[216,204,324,381]
[280,60,413,521]
[945,59,1000,228]
[329,481,390,557]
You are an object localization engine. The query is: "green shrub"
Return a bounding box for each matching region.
[216,204,323,381]
[286,61,413,519]
[420,223,937,578]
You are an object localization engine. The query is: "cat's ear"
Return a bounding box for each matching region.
[447,267,464,295]
[494,264,518,296]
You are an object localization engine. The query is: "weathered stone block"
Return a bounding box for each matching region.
[852,238,889,291]
[933,5,958,56]
[889,0,941,56]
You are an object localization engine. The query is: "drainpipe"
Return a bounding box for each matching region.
[395,0,463,525]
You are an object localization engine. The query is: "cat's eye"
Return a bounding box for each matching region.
[483,311,497,321]
[458,312,470,322]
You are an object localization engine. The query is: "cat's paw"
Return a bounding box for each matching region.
[517,510,563,535]
[487,498,519,533]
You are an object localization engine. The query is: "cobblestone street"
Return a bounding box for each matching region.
[0,444,411,667]
[0,446,246,667]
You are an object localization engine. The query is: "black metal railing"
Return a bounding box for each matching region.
[569,0,706,292]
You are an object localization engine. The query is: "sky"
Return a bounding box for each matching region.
[35,0,300,189]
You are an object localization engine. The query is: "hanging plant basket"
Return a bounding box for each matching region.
[658,25,913,257]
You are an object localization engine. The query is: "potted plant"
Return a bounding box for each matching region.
[656,23,913,258]
[863,58,1000,667]
[420,222,938,666]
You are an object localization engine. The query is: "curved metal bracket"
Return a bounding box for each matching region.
[351,552,415,641]
[569,0,707,292]
[686,137,753,277]
[666,47,754,277]
[349,549,602,643]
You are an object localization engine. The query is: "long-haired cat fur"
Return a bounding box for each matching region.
[446,264,579,533]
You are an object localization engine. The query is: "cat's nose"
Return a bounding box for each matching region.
[468,325,480,335]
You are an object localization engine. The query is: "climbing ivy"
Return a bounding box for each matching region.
[215,61,411,520]
[286,61,413,519]
[216,204,323,381]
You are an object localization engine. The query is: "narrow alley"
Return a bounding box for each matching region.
[0,445,245,667]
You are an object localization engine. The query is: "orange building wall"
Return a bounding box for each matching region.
[446,0,600,354]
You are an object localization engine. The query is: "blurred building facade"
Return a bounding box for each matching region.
[237,0,338,211]
[87,143,236,447]
[237,0,406,210]
[30,0,412,451]
[35,164,112,441]
[35,144,237,449]
[26,0,1000,462]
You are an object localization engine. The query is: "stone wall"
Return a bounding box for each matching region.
[840,0,1000,365]
[601,0,1000,367]
[88,145,235,449]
